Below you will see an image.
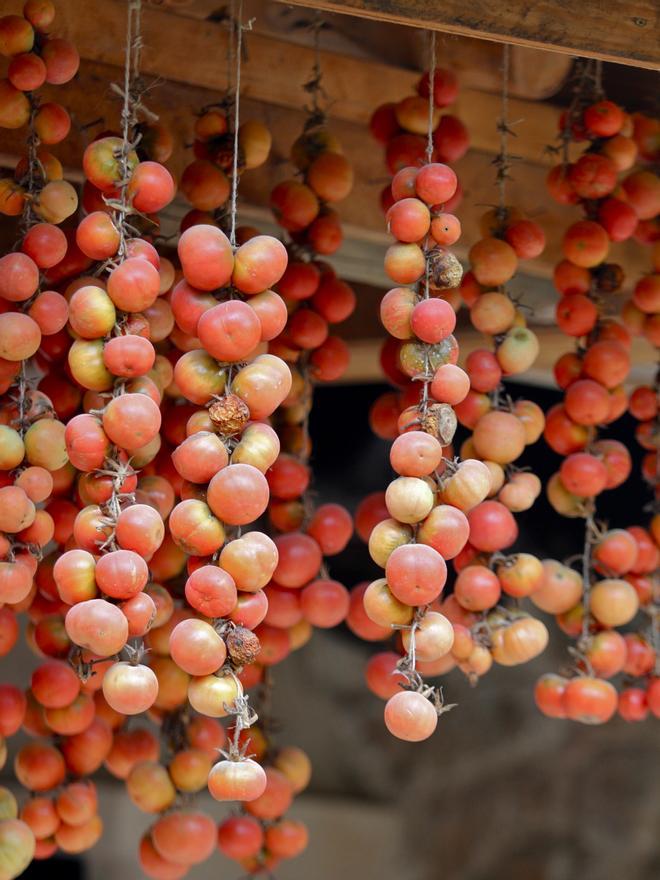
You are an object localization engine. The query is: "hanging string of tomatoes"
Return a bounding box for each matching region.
[535,64,659,725]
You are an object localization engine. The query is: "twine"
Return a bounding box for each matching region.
[228,0,244,248]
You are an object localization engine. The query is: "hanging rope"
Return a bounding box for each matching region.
[112,0,143,261]
[226,0,236,97]
[594,58,604,98]
[311,11,324,121]
[419,31,437,417]
[228,0,244,248]
[496,43,510,214]
[424,31,436,164]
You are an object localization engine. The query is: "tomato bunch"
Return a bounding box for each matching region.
[610,164,660,724]
[268,119,355,382]
[358,92,470,738]
[368,68,466,438]
[370,67,468,215]
[0,2,318,875]
[0,1,79,621]
[0,8,658,878]
[180,104,272,218]
[212,732,311,874]
[0,3,79,221]
[533,87,660,725]
[358,66,557,741]
[440,100,554,678]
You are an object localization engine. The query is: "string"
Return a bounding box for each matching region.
[227,0,236,96]
[412,30,437,652]
[497,43,510,212]
[228,0,244,248]
[594,58,603,98]
[425,31,436,164]
[116,0,142,261]
[311,11,323,120]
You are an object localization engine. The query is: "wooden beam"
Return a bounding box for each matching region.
[143,0,572,100]
[280,0,660,70]
[34,0,566,162]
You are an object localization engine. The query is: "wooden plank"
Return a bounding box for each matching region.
[26,0,566,162]
[144,0,572,100]
[280,0,660,70]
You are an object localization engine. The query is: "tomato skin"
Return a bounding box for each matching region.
[496,553,543,598]
[585,630,627,678]
[218,816,264,861]
[491,617,548,666]
[618,687,648,722]
[265,819,309,859]
[454,565,500,612]
[151,810,217,866]
[138,834,188,879]
[384,690,438,741]
[102,662,159,715]
[562,676,618,725]
[208,758,267,803]
[402,611,454,662]
[593,528,639,574]
[244,767,293,820]
[31,660,80,709]
[467,501,518,553]
[647,678,660,718]
[534,673,568,718]
[622,633,655,676]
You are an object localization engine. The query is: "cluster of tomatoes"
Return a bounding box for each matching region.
[0,5,112,875]
[259,113,357,616]
[0,3,79,222]
[0,8,659,876]
[547,103,659,355]
[461,209,544,390]
[367,68,466,441]
[266,121,355,385]
[128,722,313,878]
[614,130,660,724]
[0,3,364,874]
[357,148,471,741]
[131,88,363,880]
[440,201,553,678]
[533,521,660,724]
[180,104,271,220]
[625,114,659,491]
[213,738,311,876]
[532,97,660,725]
[358,66,559,743]
[0,3,302,877]
[271,121,353,254]
[369,67,469,213]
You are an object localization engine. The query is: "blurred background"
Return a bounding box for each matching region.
[4,380,658,880]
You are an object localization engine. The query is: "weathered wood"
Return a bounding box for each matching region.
[280,0,660,70]
[144,0,572,99]
[24,0,568,162]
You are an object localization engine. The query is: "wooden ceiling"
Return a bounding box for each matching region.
[282,0,660,69]
[1,0,657,383]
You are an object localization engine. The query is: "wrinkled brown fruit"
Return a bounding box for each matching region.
[422,403,457,445]
[209,394,250,436]
[226,626,261,666]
